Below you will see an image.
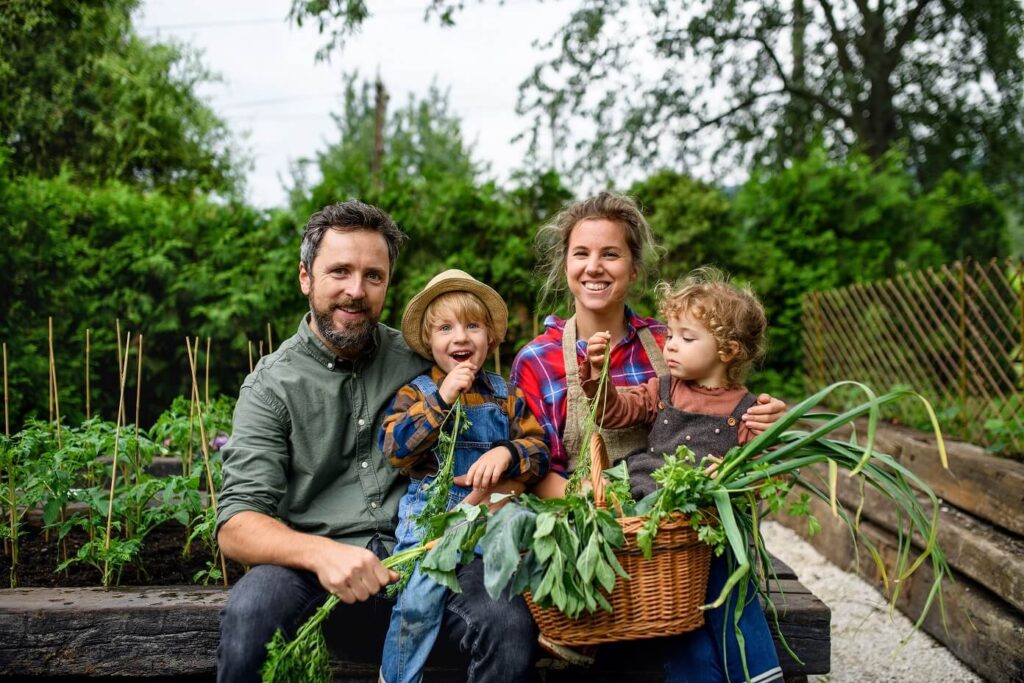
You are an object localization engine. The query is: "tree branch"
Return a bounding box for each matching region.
[890,0,934,57]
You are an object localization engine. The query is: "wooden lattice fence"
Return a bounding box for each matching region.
[802,258,1024,456]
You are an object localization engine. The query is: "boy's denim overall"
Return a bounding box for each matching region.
[381,372,511,683]
[636,376,783,683]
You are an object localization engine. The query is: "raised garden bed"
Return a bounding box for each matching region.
[777,420,1024,683]
[0,557,829,681]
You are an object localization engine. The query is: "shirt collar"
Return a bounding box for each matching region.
[297,313,380,370]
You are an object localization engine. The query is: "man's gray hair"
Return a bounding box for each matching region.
[300,201,408,274]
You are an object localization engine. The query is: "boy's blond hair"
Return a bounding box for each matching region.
[657,267,767,386]
[421,291,499,354]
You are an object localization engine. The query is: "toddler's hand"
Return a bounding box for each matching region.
[439,361,477,405]
[586,331,612,375]
[463,445,513,489]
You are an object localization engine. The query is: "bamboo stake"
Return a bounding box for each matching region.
[266,323,274,354]
[48,318,62,448]
[247,340,254,374]
[204,337,211,406]
[3,343,14,576]
[103,332,132,585]
[493,346,501,375]
[185,337,199,476]
[258,340,264,358]
[133,334,144,478]
[115,319,123,393]
[2,343,7,437]
[186,339,229,585]
[85,329,91,420]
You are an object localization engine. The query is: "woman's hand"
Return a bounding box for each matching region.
[742,394,787,433]
[586,331,612,376]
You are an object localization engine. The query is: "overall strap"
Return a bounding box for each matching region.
[410,373,440,400]
[638,325,669,377]
[484,371,509,401]
[731,392,758,420]
[561,316,585,468]
[658,375,673,406]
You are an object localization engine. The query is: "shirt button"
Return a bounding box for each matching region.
[370,501,378,509]
[663,419,669,424]
[715,428,721,434]
[358,418,366,426]
[685,435,691,440]
[361,461,369,469]
[327,362,334,370]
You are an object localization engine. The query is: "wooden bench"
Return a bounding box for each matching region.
[0,559,829,681]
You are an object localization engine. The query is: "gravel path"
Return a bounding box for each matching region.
[761,521,982,682]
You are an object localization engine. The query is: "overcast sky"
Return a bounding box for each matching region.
[136,0,577,208]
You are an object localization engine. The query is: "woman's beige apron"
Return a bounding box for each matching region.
[560,316,669,472]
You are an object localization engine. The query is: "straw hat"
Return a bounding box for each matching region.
[401,269,508,360]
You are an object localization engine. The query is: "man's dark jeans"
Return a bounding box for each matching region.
[217,557,539,683]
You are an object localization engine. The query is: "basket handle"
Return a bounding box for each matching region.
[589,431,611,509]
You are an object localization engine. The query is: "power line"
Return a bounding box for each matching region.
[137,17,286,31]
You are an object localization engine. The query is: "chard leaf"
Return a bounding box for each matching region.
[595,556,616,593]
[577,532,601,583]
[480,504,536,601]
[534,511,556,538]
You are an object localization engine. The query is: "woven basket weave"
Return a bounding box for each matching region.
[526,432,712,646]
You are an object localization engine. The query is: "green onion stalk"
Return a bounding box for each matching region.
[638,381,953,680]
[261,398,469,683]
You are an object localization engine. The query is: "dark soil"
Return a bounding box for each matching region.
[1,523,245,587]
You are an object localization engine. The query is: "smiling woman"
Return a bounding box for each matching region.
[510,192,786,486]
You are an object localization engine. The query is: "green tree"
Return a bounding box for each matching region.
[289,77,571,359]
[0,152,287,426]
[289,0,1024,196]
[0,0,243,195]
[728,145,1007,395]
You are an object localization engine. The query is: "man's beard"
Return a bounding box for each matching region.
[309,295,377,356]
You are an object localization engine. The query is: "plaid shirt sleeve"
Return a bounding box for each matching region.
[500,386,550,484]
[379,381,448,470]
[510,338,569,476]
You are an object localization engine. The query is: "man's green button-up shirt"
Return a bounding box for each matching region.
[216,316,431,548]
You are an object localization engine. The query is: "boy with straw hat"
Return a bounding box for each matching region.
[378,269,549,683]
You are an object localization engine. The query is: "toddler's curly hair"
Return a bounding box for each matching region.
[657,266,767,386]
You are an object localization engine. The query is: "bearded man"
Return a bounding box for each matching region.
[215,201,539,682]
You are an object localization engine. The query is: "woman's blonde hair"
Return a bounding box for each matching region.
[535,191,662,308]
[657,266,767,385]
[421,291,498,352]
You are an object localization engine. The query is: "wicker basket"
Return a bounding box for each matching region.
[525,432,713,646]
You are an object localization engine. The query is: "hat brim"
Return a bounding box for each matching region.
[401,273,509,360]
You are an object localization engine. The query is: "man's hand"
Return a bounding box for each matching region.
[586,331,612,376]
[462,446,513,489]
[312,541,398,604]
[742,393,787,433]
[439,361,478,405]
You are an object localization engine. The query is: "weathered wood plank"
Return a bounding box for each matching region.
[0,587,225,676]
[825,420,1024,537]
[778,494,1024,683]
[813,462,1024,615]
[0,578,829,679]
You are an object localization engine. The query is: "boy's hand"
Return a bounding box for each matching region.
[462,445,513,489]
[586,331,612,375]
[439,361,478,405]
